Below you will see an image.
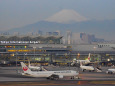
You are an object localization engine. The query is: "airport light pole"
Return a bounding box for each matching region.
[50,53,54,64]
[33,47,36,62]
[64,53,67,65]
[16,52,18,74]
[77,53,80,60]
[93,46,97,62]
[77,53,80,72]
[24,53,27,63]
[77,53,80,63]
[69,51,71,70]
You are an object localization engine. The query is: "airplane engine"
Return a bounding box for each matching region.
[59,75,63,78]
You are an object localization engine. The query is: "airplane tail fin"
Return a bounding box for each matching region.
[87,53,91,61]
[20,62,31,73]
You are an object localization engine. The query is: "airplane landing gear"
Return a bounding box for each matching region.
[49,74,59,80]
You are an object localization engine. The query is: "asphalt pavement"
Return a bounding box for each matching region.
[0,66,115,86]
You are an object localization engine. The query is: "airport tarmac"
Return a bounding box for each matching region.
[0,66,115,86]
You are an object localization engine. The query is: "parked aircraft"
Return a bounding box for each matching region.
[20,62,79,80]
[28,60,41,70]
[71,53,91,66]
[106,69,115,74]
[80,63,95,72]
[0,60,11,66]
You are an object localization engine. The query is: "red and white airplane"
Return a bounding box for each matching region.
[106,69,115,74]
[20,62,79,80]
[28,60,41,70]
[71,53,91,66]
[80,63,95,72]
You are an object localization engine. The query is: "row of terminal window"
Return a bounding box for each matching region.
[98,45,110,48]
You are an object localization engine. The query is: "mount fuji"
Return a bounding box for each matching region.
[45,9,89,23]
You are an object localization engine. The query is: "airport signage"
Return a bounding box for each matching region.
[0,41,40,44]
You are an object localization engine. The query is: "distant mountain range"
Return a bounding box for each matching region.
[7,20,115,39]
[6,9,115,40]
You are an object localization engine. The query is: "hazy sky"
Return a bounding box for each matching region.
[0,0,115,31]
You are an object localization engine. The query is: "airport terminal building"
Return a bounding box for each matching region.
[0,35,115,65]
[0,35,71,65]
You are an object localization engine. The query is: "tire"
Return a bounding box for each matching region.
[82,69,85,72]
[55,77,59,80]
[110,72,113,74]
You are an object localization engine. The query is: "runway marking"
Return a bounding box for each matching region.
[0,81,115,86]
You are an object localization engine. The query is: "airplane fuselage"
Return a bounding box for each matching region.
[20,62,79,79]
[29,65,41,70]
[107,69,115,74]
[80,66,94,71]
[22,70,78,78]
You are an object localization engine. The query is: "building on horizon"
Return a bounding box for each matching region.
[38,30,43,36]
[72,32,105,44]
[66,31,72,44]
[46,31,60,36]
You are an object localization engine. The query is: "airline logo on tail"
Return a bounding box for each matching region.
[87,53,90,60]
[23,67,28,71]
[88,57,90,60]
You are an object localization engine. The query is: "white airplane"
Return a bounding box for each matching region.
[80,63,95,72]
[71,53,91,66]
[28,60,41,70]
[106,69,115,74]
[20,62,79,80]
